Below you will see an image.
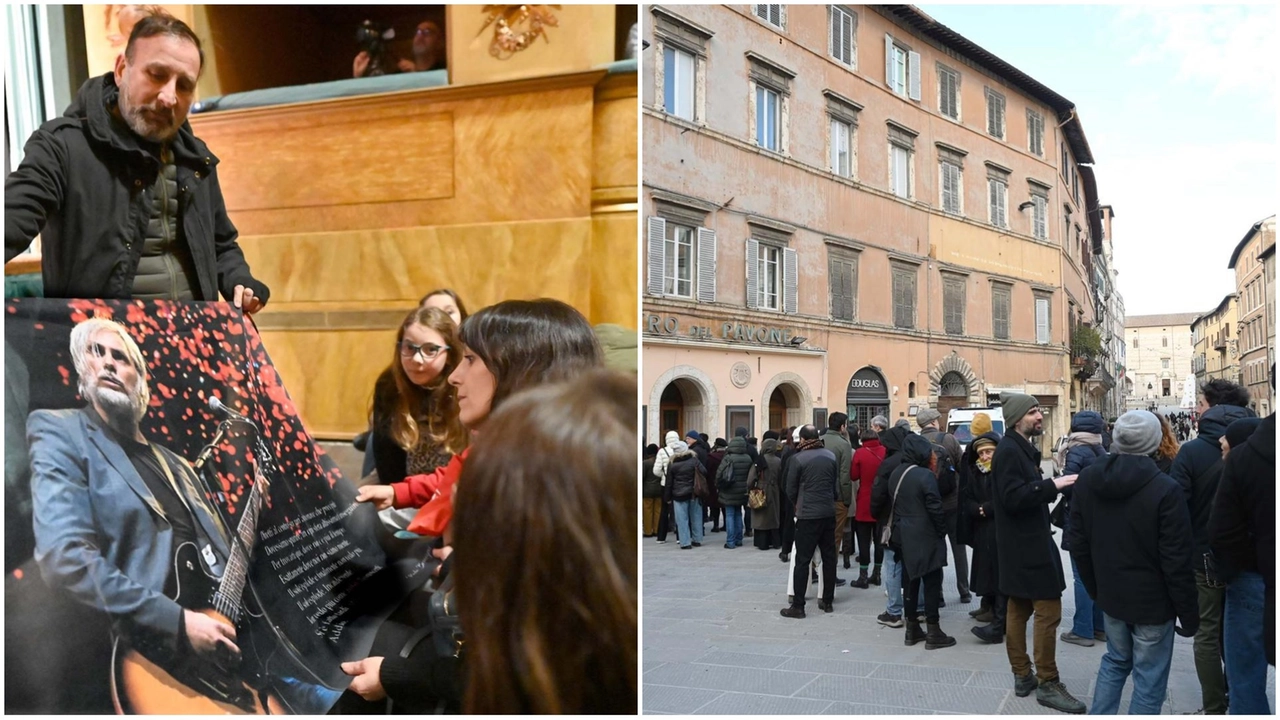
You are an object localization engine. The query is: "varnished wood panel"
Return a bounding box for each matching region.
[593,72,638,195]
[591,213,639,330]
[446,5,615,86]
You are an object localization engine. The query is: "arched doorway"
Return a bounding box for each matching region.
[657,378,706,439]
[937,371,969,428]
[846,366,890,432]
[768,384,802,432]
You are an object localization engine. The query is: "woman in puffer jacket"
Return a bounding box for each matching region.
[1055,410,1108,647]
[667,441,707,549]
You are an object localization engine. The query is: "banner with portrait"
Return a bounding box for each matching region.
[4,298,428,714]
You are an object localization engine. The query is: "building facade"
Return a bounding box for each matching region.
[1191,294,1239,390]
[1125,313,1199,410]
[1228,215,1275,416]
[641,4,1107,455]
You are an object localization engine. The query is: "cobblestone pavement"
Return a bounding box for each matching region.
[642,522,1276,715]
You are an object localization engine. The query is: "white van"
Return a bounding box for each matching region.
[945,406,1005,453]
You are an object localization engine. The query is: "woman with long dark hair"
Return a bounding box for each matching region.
[453,371,637,713]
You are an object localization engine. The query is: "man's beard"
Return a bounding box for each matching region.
[1019,421,1043,437]
[118,88,179,143]
[87,381,141,434]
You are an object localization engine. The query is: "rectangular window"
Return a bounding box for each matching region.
[1027,109,1044,156]
[662,46,695,121]
[828,253,857,321]
[1035,295,1051,345]
[943,274,965,335]
[940,161,961,214]
[758,243,781,310]
[986,89,1006,139]
[1031,194,1048,240]
[884,35,920,100]
[891,145,912,199]
[937,65,959,120]
[829,5,855,67]
[988,178,1007,228]
[892,264,917,329]
[756,85,780,151]
[992,283,1011,340]
[1162,358,1170,369]
[889,43,907,95]
[663,223,696,297]
[1163,336,1168,347]
[1162,379,1171,397]
[830,118,852,177]
[754,4,784,28]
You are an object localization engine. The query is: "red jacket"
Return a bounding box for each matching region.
[391,447,471,536]
[852,439,886,522]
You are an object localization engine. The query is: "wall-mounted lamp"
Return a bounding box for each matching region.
[1017,201,1035,212]
[892,385,899,395]
[790,336,807,345]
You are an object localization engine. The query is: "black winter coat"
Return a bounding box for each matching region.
[1171,403,1256,558]
[785,446,839,519]
[993,430,1065,600]
[821,429,854,506]
[889,435,948,579]
[960,431,1002,596]
[4,73,268,304]
[1067,454,1198,632]
[716,437,753,506]
[748,439,783,531]
[1209,413,1275,665]
[667,450,704,501]
[869,426,911,531]
[642,454,662,498]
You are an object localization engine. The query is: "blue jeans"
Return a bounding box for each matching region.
[1089,613,1174,714]
[1225,571,1271,715]
[1072,556,1104,637]
[883,546,903,616]
[673,498,703,548]
[724,505,744,547]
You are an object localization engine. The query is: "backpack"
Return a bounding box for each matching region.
[923,430,958,498]
[693,463,712,502]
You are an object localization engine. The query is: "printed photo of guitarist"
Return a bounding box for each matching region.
[26,317,337,714]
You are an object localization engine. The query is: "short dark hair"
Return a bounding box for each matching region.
[1199,378,1251,408]
[859,427,878,441]
[125,13,205,74]
[458,299,602,417]
[799,424,819,441]
[419,288,469,321]
[734,426,748,437]
[762,430,779,441]
[699,433,709,443]
[644,443,659,456]
[828,412,848,431]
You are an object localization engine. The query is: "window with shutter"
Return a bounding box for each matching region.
[745,238,759,309]
[1031,195,1047,240]
[755,4,783,28]
[696,227,717,303]
[647,217,666,296]
[828,254,858,321]
[829,6,855,67]
[892,265,916,329]
[907,51,921,101]
[662,46,696,121]
[940,161,961,214]
[885,35,909,96]
[1035,295,1051,345]
[992,284,1011,339]
[891,145,911,199]
[937,65,959,120]
[663,222,696,297]
[830,118,852,177]
[943,275,965,335]
[756,243,781,311]
[988,178,1007,228]
[783,248,798,314]
[755,85,781,151]
[1027,109,1044,156]
[986,89,1005,139]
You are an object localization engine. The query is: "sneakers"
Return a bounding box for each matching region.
[780,606,805,619]
[877,612,904,628]
[1059,631,1095,648]
[970,622,1005,644]
[1036,680,1086,714]
[679,545,691,549]
[1014,672,1037,698]
[818,600,834,613]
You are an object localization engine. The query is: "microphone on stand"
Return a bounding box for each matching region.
[209,396,256,426]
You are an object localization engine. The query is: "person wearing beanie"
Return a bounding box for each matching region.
[970,412,994,438]
[869,424,913,628]
[852,426,887,589]
[962,430,1005,643]
[715,434,754,548]
[890,434,957,650]
[895,418,913,431]
[780,426,840,619]
[992,392,1086,713]
[749,433,784,551]
[822,413,855,583]
[1067,410,1198,714]
[1209,407,1275,713]
[1219,417,1262,459]
[1169,381,1255,715]
[1054,411,1109,649]
[666,441,707,549]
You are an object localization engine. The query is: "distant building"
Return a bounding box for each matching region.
[641,4,1109,455]
[1125,313,1200,410]
[1191,293,1239,390]
[1228,215,1276,416]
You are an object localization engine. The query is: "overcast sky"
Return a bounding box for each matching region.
[916,3,1276,318]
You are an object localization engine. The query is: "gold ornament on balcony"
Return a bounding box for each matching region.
[478,5,562,60]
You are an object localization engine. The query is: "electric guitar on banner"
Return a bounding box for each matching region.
[111,463,289,714]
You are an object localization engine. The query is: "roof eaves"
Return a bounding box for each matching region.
[1228,218,1265,269]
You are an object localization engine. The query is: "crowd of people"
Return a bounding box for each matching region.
[5,11,637,714]
[646,375,1275,715]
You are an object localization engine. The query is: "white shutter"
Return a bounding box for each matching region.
[884,34,894,89]
[908,51,921,101]
[1036,297,1050,344]
[988,180,997,225]
[647,216,666,296]
[745,238,759,309]
[774,5,784,28]
[783,247,798,314]
[828,6,835,58]
[696,227,717,303]
[840,10,853,65]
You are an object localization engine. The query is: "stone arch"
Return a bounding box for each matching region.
[760,371,814,434]
[928,351,981,405]
[648,365,719,445]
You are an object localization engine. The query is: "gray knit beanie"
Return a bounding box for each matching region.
[1112,410,1162,456]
